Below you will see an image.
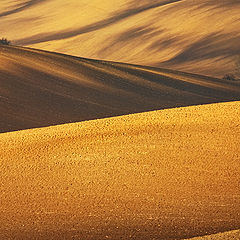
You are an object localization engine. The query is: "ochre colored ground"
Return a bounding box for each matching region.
[0,101,239,239]
[0,0,240,77]
[185,229,240,240]
[1,2,240,237]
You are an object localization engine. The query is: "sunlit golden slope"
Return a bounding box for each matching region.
[1,45,240,133]
[184,229,240,240]
[0,101,239,239]
[0,0,240,77]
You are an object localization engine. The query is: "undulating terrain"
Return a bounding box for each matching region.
[184,229,240,240]
[0,45,240,133]
[0,101,240,239]
[0,0,240,77]
[1,1,240,239]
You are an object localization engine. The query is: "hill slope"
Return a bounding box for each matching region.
[0,45,240,133]
[0,101,239,239]
[184,229,240,240]
[1,0,240,77]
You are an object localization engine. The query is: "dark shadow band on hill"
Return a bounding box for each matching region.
[159,32,240,65]
[0,45,240,133]
[0,0,47,18]
[14,0,182,46]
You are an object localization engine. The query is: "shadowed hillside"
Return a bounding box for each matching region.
[0,45,240,133]
[0,0,239,77]
[1,1,239,239]
[0,101,239,239]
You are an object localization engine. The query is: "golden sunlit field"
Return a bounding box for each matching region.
[0,101,240,239]
[0,1,240,239]
[0,0,240,77]
[185,229,240,240]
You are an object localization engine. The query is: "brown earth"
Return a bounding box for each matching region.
[184,229,240,240]
[0,45,240,133]
[0,101,239,239]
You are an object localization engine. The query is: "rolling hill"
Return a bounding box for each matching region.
[1,1,240,239]
[0,0,240,77]
[184,229,240,240]
[0,45,240,133]
[0,101,239,239]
